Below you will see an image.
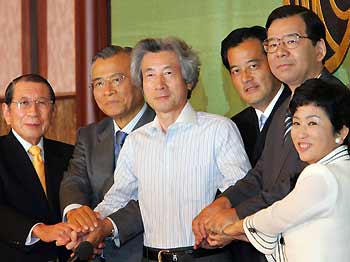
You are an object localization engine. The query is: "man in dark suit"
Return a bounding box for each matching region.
[60,46,155,261]
[193,5,347,249]
[222,26,290,167]
[0,74,75,262]
[221,26,290,261]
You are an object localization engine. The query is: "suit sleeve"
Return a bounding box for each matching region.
[221,153,266,218]
[60,128,92,212]
[0,165,38,249]
[108,200,144,244]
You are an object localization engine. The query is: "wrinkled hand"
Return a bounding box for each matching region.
[192,197,232,249]
[206,231,233,248]
[64,218,111,257]
[33,222,80,244]
[222,220,248,242]
[204,207,239,235]
[67,206,100,232]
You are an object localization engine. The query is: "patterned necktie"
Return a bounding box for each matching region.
[115,131,128,163]
[28,145,46,195]
[284,110,292,140]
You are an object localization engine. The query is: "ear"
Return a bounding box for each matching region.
[186,83,193,91]
[315,38,326,63]
[2,103,11,125]
[337,125,349,144]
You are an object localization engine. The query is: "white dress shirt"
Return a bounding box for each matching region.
[96,102,251,248]
[244,145,350,262]
[255,85,284,131]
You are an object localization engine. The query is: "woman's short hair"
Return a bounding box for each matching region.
[290,78,350,144]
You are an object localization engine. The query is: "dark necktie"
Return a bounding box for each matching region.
[115,131,128,163]
[284,110,292,141]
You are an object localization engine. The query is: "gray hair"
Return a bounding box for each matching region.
[130,37,200,98]
[92,45,132,64]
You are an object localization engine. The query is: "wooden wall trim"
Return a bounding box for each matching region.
[37,0,48,77]
[75,0,111,128]
[21,0,31,74]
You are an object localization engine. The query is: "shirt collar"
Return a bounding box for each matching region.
[12,128,44,152]
[318,145,350,165]
[149,102,197,133]
[255,84,284,126]
[113,103,147,134]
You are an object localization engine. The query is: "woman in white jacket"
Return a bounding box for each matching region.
[223,78,350,262]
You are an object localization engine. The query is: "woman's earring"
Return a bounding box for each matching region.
[335,137,341,144]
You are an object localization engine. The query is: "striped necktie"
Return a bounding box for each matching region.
[28,145,46,195]
[284,110,292,140]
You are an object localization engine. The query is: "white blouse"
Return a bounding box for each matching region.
[244,145,350,262]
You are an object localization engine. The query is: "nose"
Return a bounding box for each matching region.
[274,42,289,58]
[154,75,166,90]
[103,80,116,96]
[241,69,253,83]
[26,101,39,115]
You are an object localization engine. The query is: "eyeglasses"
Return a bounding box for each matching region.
[11,98,53,110]
[263,33,312,53]
[91,73,127,90]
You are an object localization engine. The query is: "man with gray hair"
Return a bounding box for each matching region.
[60,45,155,261]
[71,37,251,261]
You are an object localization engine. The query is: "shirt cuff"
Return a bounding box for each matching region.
[243,216,277,255]
[62,204,83,221]
[25,223,43,246]
[106,217,120,247]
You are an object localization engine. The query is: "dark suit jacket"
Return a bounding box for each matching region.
[0,131,73,262]
[232,86,291,166]
[223,69,346,218]
[60,105,155,261]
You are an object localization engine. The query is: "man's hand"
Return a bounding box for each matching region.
[32,222,80,244]
[67,205,100,232]
[64,218,112,256]
[206,231,233,248]
[222,219,248,242]
[192,196,231,249]
[204,207,239,234]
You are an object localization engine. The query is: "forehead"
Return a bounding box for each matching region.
[13,81,50,98]
[267,15,306,38]
[294,103,328,118]
[92,52,131,78]
[228,38,266,65]
[141,51,180,70]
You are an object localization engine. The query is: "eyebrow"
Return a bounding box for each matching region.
[230,59,260,70]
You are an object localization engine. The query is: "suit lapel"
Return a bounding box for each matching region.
[94,118,115,178]
[3,132,49,213]
[132,105,155,131]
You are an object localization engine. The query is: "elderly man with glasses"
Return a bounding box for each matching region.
[192,5,346,254]
[60,46,155,262]
[0,74,76,262]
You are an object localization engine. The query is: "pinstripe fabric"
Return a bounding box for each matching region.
[96,103,251,248]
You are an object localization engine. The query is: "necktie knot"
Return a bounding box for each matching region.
[116,131,128,146]
[29,145,41,156]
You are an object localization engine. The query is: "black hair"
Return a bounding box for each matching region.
[290,78,350,147]
[266,5,326,46]
[5,74,56,105]
[221,26,267,71]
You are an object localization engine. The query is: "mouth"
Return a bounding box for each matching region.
[244,84,259,93]
[297,142,311,152]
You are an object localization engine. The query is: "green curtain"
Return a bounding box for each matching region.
[111,0,349,117]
